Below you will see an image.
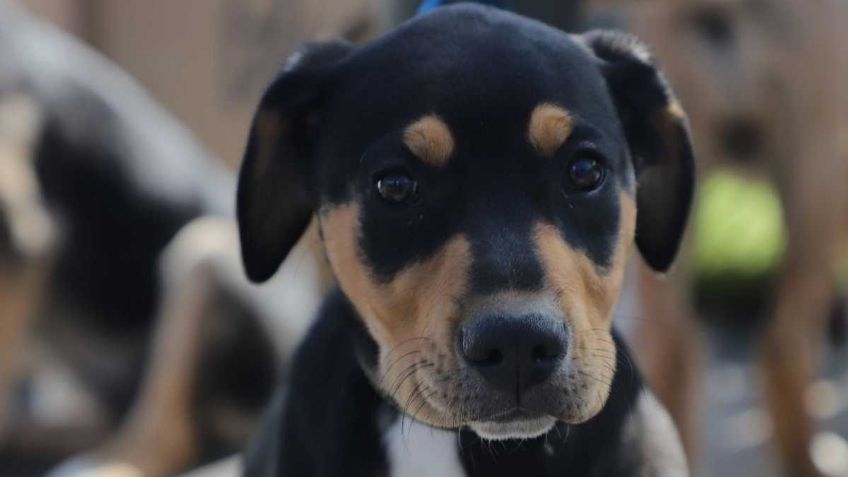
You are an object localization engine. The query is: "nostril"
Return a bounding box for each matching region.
[477,348,503,366]
[460,328,505,366]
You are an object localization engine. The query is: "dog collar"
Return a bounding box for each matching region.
[417,0,510,16]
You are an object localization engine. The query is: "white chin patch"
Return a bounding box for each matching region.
[470,416,557,441]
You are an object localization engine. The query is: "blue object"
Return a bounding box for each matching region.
[417,0,510,15]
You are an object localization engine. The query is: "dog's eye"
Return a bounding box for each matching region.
[376,173,417,203]
[564,155,605,193]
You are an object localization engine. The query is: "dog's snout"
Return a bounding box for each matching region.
[460,314,567,394]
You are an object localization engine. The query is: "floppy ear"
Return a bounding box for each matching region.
[582,30,695,272]
[237,40,351,282]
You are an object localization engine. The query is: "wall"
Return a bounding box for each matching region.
[20,0,374,168]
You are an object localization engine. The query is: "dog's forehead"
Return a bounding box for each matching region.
[331,5,616,143]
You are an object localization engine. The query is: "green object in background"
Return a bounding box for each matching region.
[693,170,786,280]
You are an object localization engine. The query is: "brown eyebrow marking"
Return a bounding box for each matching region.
[402,114,455,167]
[528,103,574,157]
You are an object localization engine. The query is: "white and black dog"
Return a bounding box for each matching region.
[0,3,285,472]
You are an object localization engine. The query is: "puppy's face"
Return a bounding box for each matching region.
[238,5,694,440]
[319,104,635,436]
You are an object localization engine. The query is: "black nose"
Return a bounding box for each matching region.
[459,315,567,394]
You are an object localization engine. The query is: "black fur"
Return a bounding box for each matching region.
[244,290,388,477]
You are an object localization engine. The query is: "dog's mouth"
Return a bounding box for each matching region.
[488,407,539,423]
[378,330,616,437]
[469,409,557,440]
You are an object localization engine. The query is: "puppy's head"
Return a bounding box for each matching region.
[237,5,694,440]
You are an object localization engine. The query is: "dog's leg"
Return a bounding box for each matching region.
[763,108,845,477]
[51,221,231,477]
[761,245,835,477]
[634,259,704,466]
[94,263,213,477]
[763,186,846,476]
[49,218,326,477]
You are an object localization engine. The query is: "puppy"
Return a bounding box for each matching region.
[238,5,694,476]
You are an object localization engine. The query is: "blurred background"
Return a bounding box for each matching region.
[0,0,845,476]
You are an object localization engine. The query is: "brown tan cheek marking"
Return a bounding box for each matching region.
[532,194,636,421]
[528,103,574,157]
[402,115,455,167]
[319,203,471,425]
[531,192,635,331]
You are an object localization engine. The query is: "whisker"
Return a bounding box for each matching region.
[381,336,431,365]
[401,381,430,437]
[388,361,433,402]
[378,350,421,386]
[576,369,613,387]
[404,387,439,439]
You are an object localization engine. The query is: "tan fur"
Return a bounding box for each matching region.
[304,220,336,290]
[402,115,455,167]
[528,103,574,157]
[532,193,636,421]
[320,202,471,426]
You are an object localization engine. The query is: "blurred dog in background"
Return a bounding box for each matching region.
[0,2,333,475]
[587,1,848,476]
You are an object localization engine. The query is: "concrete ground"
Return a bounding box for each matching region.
[697,329,848,477]
[612,267,848,477]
